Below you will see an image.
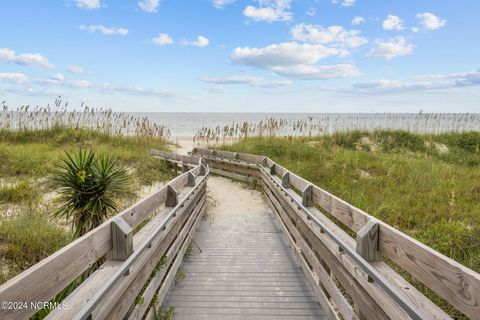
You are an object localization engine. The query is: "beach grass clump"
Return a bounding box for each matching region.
[0,210,70,284]
[0,180,39,203]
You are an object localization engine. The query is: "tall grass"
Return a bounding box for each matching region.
[194,113,480,146]
[1,99,170,138]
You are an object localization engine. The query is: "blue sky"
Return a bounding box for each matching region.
[0,0,479,112]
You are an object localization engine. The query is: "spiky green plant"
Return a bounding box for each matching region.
[51,149,129,237]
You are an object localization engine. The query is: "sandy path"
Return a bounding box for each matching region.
[173,137,263,218]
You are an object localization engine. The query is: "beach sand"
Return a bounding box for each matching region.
[172,136,268,220]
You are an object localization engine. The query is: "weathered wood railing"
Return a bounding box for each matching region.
[156,147,479,320]
[0,159,209,320]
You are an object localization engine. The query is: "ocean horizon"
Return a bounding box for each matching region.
[128,112,480,136]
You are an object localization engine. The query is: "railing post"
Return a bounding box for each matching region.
[356,220,381,262]
[199,159,207,175]
[187,172,196,187]
[282,172,290,188]
[270,164,276,175]
[181,162,189,173]
[262,157,268,167]
[107,217,133,261]
[302,184,313,207]
[166,185,178,207]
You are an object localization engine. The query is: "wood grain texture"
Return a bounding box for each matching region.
[128,199,207,320]
[263,182,351,320]
[0,222,111,320]
[163,176,324,320]
[92,182,207,319]
[107,217,134,261]
[356,220,381,262]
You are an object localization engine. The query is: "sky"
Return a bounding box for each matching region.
[0,0,479,113]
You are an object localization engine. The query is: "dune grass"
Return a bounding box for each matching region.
[222,130,480,272]
[0,126,174,284]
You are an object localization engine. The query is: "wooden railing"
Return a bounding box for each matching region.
[0,159,209,320]
[183,147,480,320]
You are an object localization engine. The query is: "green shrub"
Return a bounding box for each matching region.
[51,149,129,237]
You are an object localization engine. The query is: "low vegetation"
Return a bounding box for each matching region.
[0,126,174,284]
[223,130,480,318]
[223,130,480,273]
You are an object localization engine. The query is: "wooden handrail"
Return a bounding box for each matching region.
[0,158,209,320]
[189,147,480,320]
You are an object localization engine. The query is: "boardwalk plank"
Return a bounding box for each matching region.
[163,177,324,319]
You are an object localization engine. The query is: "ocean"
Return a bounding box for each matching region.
[3,109,479,137]
[131,113,480,137]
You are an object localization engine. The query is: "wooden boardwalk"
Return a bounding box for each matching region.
[163,176,325,319]
[2,148,480,320]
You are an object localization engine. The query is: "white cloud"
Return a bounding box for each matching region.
[202,76,263,85]
[332,0,355,7]
[74,0,101,10]
[351,16,365,25]
[231,42,360,80]
[152,33,173,45]
[0,48,53,69]
[79,25,129,36]
[231,42,348,68]
[412,27,419,33]
[138,0,160,13]
[271,64,361,79]
[206,86,227,94]
[33,75,182,98]
[211,0,235,9]
[201,76,292,87]
[305,7,316,16]
[382,15,404,31]
[329,70,480,95]
[243,0,293,23]
[66,65,86,74]
[67,80,92,88]
[416,12,447,30]
[49,73,65,83]
[188,36,209,48]
[291,24,368,48]
[0,72,28,84]
[368,36,414,60]
[35,73,67,85]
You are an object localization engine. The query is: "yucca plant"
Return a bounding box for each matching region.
[51,149,129,238]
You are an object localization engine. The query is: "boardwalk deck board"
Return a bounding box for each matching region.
[163,176,325,320]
